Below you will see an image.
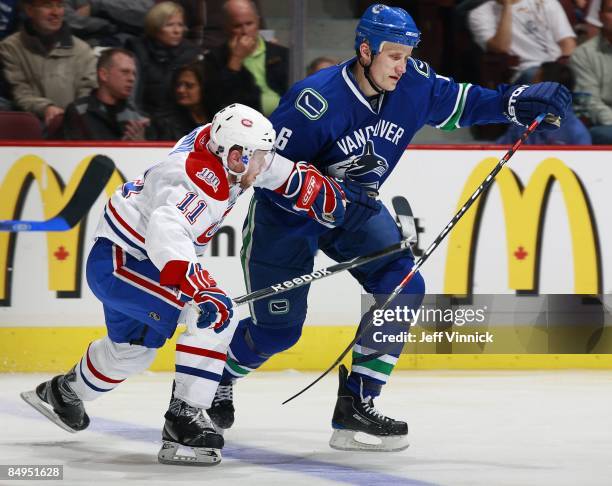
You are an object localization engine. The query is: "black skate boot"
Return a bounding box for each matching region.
[208,381,235,431]
[158,397,224,466]
[20,367,90,433]
[329,364,409,451]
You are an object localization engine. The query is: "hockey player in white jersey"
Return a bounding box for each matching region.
[21,103,346,466]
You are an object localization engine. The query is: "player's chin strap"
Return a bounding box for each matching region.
[358,54,385,95]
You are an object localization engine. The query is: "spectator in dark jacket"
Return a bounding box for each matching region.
[150,62,209,140]
[62,47,150,139]
[126,1,200,115]
[203,0,288,116]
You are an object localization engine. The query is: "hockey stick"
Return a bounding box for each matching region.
[180,213,415,330]
[0,155,116,232]
[232,238,413,306]
[282,113,548,405]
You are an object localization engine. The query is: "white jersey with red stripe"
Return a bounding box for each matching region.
[94,125,292,272]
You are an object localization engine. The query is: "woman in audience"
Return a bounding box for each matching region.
[151,62,209,140]
[127,1,201,116]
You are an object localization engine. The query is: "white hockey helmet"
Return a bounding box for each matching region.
[207,103,276,179]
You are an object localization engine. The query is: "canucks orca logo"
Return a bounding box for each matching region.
[340,141,388,189]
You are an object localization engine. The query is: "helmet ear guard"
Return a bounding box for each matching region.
[207,103,276,181]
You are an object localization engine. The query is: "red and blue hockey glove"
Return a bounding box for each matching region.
[160,260,217,300]
[340,180,382,232]
[160,260,233,332]
[276,161,346,227]
[503,82,571,131]
[193,287,234,333]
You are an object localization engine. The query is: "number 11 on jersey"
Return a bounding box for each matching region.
[176,192,208,225]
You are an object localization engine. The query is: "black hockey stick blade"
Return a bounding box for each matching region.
[282,113,547,405]
[392,196,417,245]
[0,155,115,232]
[233,238,413,306]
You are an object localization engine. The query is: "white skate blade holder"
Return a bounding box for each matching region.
[158,441,222,466]
[20,390,78,434]
[329,429,409,452]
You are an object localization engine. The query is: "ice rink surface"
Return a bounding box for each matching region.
[1,370,611,486]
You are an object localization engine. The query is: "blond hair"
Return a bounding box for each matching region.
[144,1,185,39]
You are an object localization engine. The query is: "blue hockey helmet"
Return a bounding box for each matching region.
[354,4,421,55]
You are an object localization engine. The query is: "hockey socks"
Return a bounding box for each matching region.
[70,337,156,401]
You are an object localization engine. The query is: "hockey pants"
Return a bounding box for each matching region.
[223,195,425,398]
[69,237,240,409]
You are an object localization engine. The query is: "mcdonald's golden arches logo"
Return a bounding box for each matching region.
[0,155,123,305]
[444,157,599,295]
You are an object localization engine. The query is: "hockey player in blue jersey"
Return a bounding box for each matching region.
[208,4,572,451]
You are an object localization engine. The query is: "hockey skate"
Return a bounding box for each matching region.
[329,364,409,452]
[208,381,235,432]
[20,368,90,433]
[158,397,224,466]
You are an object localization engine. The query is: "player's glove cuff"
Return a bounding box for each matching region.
[276,161,346,227]
[160,260,217,301]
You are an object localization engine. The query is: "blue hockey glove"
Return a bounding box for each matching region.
[503,82,571,131]
[193,287,234,333]
[340,180,382,232]
[276,161,346,228]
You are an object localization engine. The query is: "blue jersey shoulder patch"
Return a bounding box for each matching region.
[409,58,430,78]
[295,88,329,120]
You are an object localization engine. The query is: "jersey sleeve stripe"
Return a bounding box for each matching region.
[436,82,472,131]
[107,200,145,243]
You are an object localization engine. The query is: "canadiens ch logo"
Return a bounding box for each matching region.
[337,141,389,189]
[195,168,220,191]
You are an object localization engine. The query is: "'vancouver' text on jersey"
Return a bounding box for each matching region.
[268,57,508,190]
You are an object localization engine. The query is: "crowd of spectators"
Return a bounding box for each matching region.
[0,0,289,140]
[0,0,610,145]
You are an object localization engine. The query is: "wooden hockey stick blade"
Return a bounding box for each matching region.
[0,155,115,232]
